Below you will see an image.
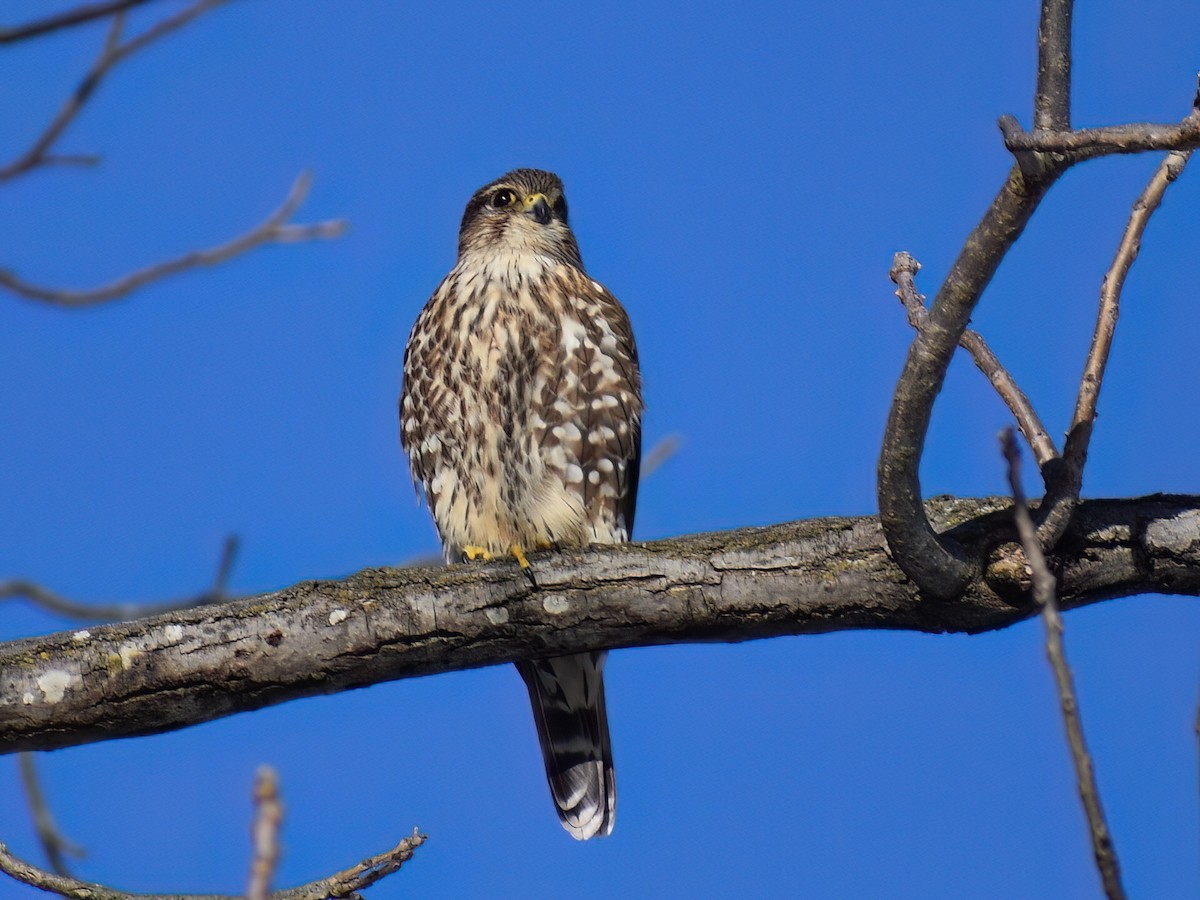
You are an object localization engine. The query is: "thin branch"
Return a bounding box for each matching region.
[1001,430,1125,900]
[0,534,239,622]
[0,1,157,44]
[1067,149,1192,470]
[0,832,425,900]
[248,766,282,900]
[0,173,347,308]
[209,535,240,603]
[641,433,682,478]
[112,0,225,61]
[0,1,228,183]
[1034,0,1074,132]
[273,830,425,900]
[1037,148,1193,548]
[17,754,85,877]
[889,252,1059,467]
[1002,114,1200,159]
[5,494,1200,755]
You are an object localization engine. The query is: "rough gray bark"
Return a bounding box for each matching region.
[3,494,1199,755]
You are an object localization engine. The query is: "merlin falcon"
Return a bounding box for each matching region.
[399,169,643,839]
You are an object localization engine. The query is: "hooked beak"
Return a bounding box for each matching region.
[524,192,552,226]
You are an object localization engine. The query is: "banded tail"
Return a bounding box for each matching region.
[517,650,615,840]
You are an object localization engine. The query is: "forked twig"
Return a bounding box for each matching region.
[1036,145,1193,548]
[0,768,425,899]
[890,253,1059,468]
[0,1,229,183]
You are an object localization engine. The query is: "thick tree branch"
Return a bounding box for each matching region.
[889,252,1058,468]
[3,495,1199,755]
[1034,0,1073,132]
[1002,431,1125,899]
[0,173,346,308]
[878,25,1200,598]
[878,165,1060,599]
[0,1,158,45]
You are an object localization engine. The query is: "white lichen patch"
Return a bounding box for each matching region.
[542,595,570,615]
[485,606,510,625]
[36,669,74,704]
[1145,509,1200,554]
[119,644,141,670]
[328,608,349,626]
[72,630,91,642]
[163,624,184,643]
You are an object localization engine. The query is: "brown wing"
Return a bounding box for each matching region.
[543,267,643,544]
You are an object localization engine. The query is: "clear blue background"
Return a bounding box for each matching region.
[2,1,1198,897]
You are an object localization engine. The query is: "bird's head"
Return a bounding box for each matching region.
[458,168,583,268]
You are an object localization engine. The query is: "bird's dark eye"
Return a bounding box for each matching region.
[491,189,515,209]
[552,196,568,222]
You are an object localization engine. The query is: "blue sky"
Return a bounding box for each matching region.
[2,1,1199,896]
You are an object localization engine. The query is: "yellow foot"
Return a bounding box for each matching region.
[509,544,531,569]
[462,545,493,561]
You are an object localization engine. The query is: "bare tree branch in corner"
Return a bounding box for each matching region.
[0,766,425,900]
[0,1,159,45]
[0,1,346,308]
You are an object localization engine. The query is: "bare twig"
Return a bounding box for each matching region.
[0,1,229,183]
[890,252,1058,468]
[0,1,157,44]
[1034,0,1073,132]
[273,830,425,900]
[17,754,85,877]
[248,766,282,900]
[0,534,239,622]
[641,433,682,478]
[0,831,425,899]
[1001,429,1125,900]
[1036,148,1193,548]
[208,534,240,603]
[1066,150,1192,470]
[0,173,347,307]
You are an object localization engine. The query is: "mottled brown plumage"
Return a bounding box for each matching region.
[399,169,642,839]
